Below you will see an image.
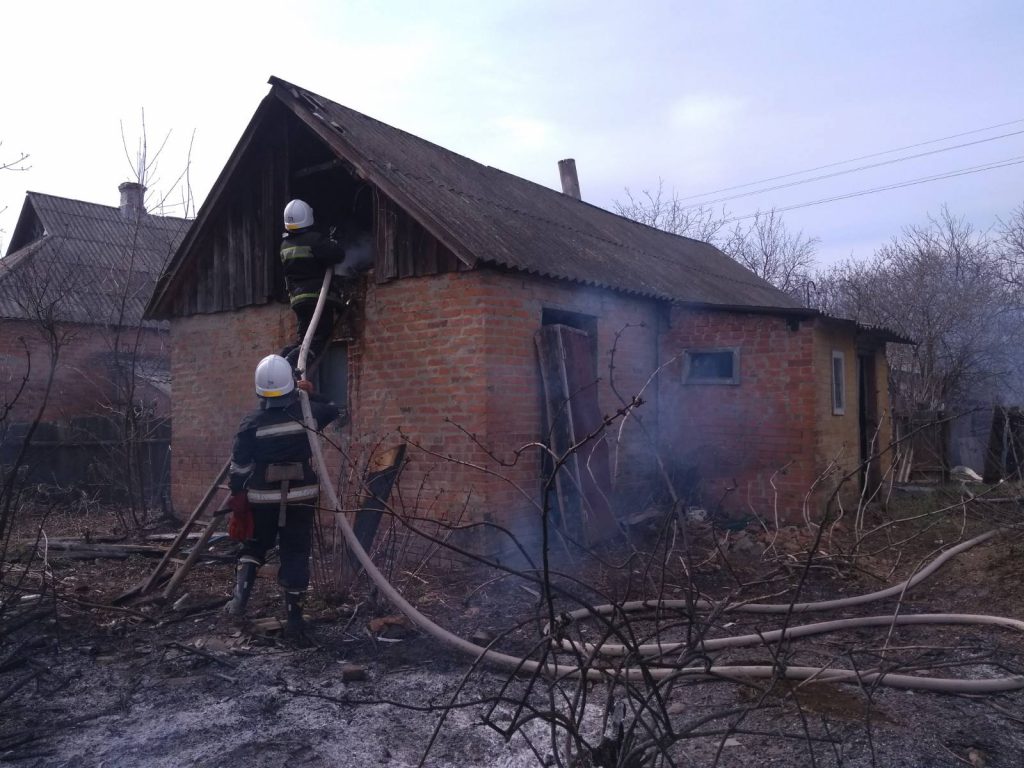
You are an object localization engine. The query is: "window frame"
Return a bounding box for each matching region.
[682,347,741,386]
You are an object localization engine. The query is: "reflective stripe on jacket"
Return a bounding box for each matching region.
[281,244,316,263]
[255,421,307,439]
[289,288,323,307]
[228,392,342,495]
[281,229,346,304]
[247,483,320,504]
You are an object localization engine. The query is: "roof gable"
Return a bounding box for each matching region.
[5,195,46,255]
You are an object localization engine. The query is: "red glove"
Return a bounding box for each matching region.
[227,492,253,541]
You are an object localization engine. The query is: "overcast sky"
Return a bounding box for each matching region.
[2,1,1022,266]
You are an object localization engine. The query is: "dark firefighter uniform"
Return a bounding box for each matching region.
[228,391,344,593]
[279,228,348,366]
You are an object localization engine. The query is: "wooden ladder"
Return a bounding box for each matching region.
[118,460,232,603]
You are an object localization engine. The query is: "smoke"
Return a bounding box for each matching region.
[334,231,374,277]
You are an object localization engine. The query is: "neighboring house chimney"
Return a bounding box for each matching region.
[118,181,147,220]
[558,158,581,200]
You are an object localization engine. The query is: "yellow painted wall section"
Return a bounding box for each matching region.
[812,323,861,512]
[811,320,896,515]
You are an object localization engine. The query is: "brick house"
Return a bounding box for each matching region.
[0,184,189,497]
[147,77,903,545]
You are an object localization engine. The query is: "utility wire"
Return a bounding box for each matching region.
[679,117,1024,203]
[683,128,1024,210]
[723,155,1024,223]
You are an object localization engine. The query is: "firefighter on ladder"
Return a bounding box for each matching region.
[278,199,357,372]
[224,353,346,640]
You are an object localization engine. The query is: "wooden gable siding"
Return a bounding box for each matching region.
[374,193,467,283]
[168,126,290,316]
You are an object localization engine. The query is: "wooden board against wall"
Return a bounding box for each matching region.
[535,324,619,546]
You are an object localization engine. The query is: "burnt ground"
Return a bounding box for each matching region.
[1,488,1024,767]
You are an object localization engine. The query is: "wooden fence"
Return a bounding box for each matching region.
[895,406,1024,484]
[1,415,171,505]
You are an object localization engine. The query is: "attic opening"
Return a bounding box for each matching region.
[286,119,374,249]
[284,119,371,374]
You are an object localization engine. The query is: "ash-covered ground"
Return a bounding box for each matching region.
[3,489,1024,767]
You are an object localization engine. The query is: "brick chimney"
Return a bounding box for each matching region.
[118,181,146,220]
[558,159,581,200]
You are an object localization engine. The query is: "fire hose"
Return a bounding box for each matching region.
[293,269,1024,692]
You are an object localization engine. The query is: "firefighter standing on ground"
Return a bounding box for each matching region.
[225,354,346,637]
[279,199,351,369]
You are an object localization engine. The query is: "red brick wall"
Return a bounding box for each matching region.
[170,271,662,549]
[658,308,819,521]
[656,310,898,522]
[0,319,169,427]
[169,303,295,513]
[169,272,892,533]
[479,272,662,525]
[350,270,661,542]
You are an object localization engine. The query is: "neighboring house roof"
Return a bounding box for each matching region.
[0,191,189,327]
[150,77,804,316]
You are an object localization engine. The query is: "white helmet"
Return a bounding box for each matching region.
[254,354,295,399]
[283,199,314,231]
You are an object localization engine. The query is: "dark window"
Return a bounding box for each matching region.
[541,308,596,335]
[684,348,739,385]
[541,308,597,376]
[317,342,348,408]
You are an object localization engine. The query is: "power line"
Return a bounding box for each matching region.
[678,117,1024,203]
[683,128,1024,210]
[723,155,1024,223]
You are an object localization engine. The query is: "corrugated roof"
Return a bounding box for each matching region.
[270,78,803,310]
[0,193,189,327]
[817,312,916,346]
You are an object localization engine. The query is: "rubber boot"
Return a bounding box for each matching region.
[283,590,312,646]
[225,561,258,617]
